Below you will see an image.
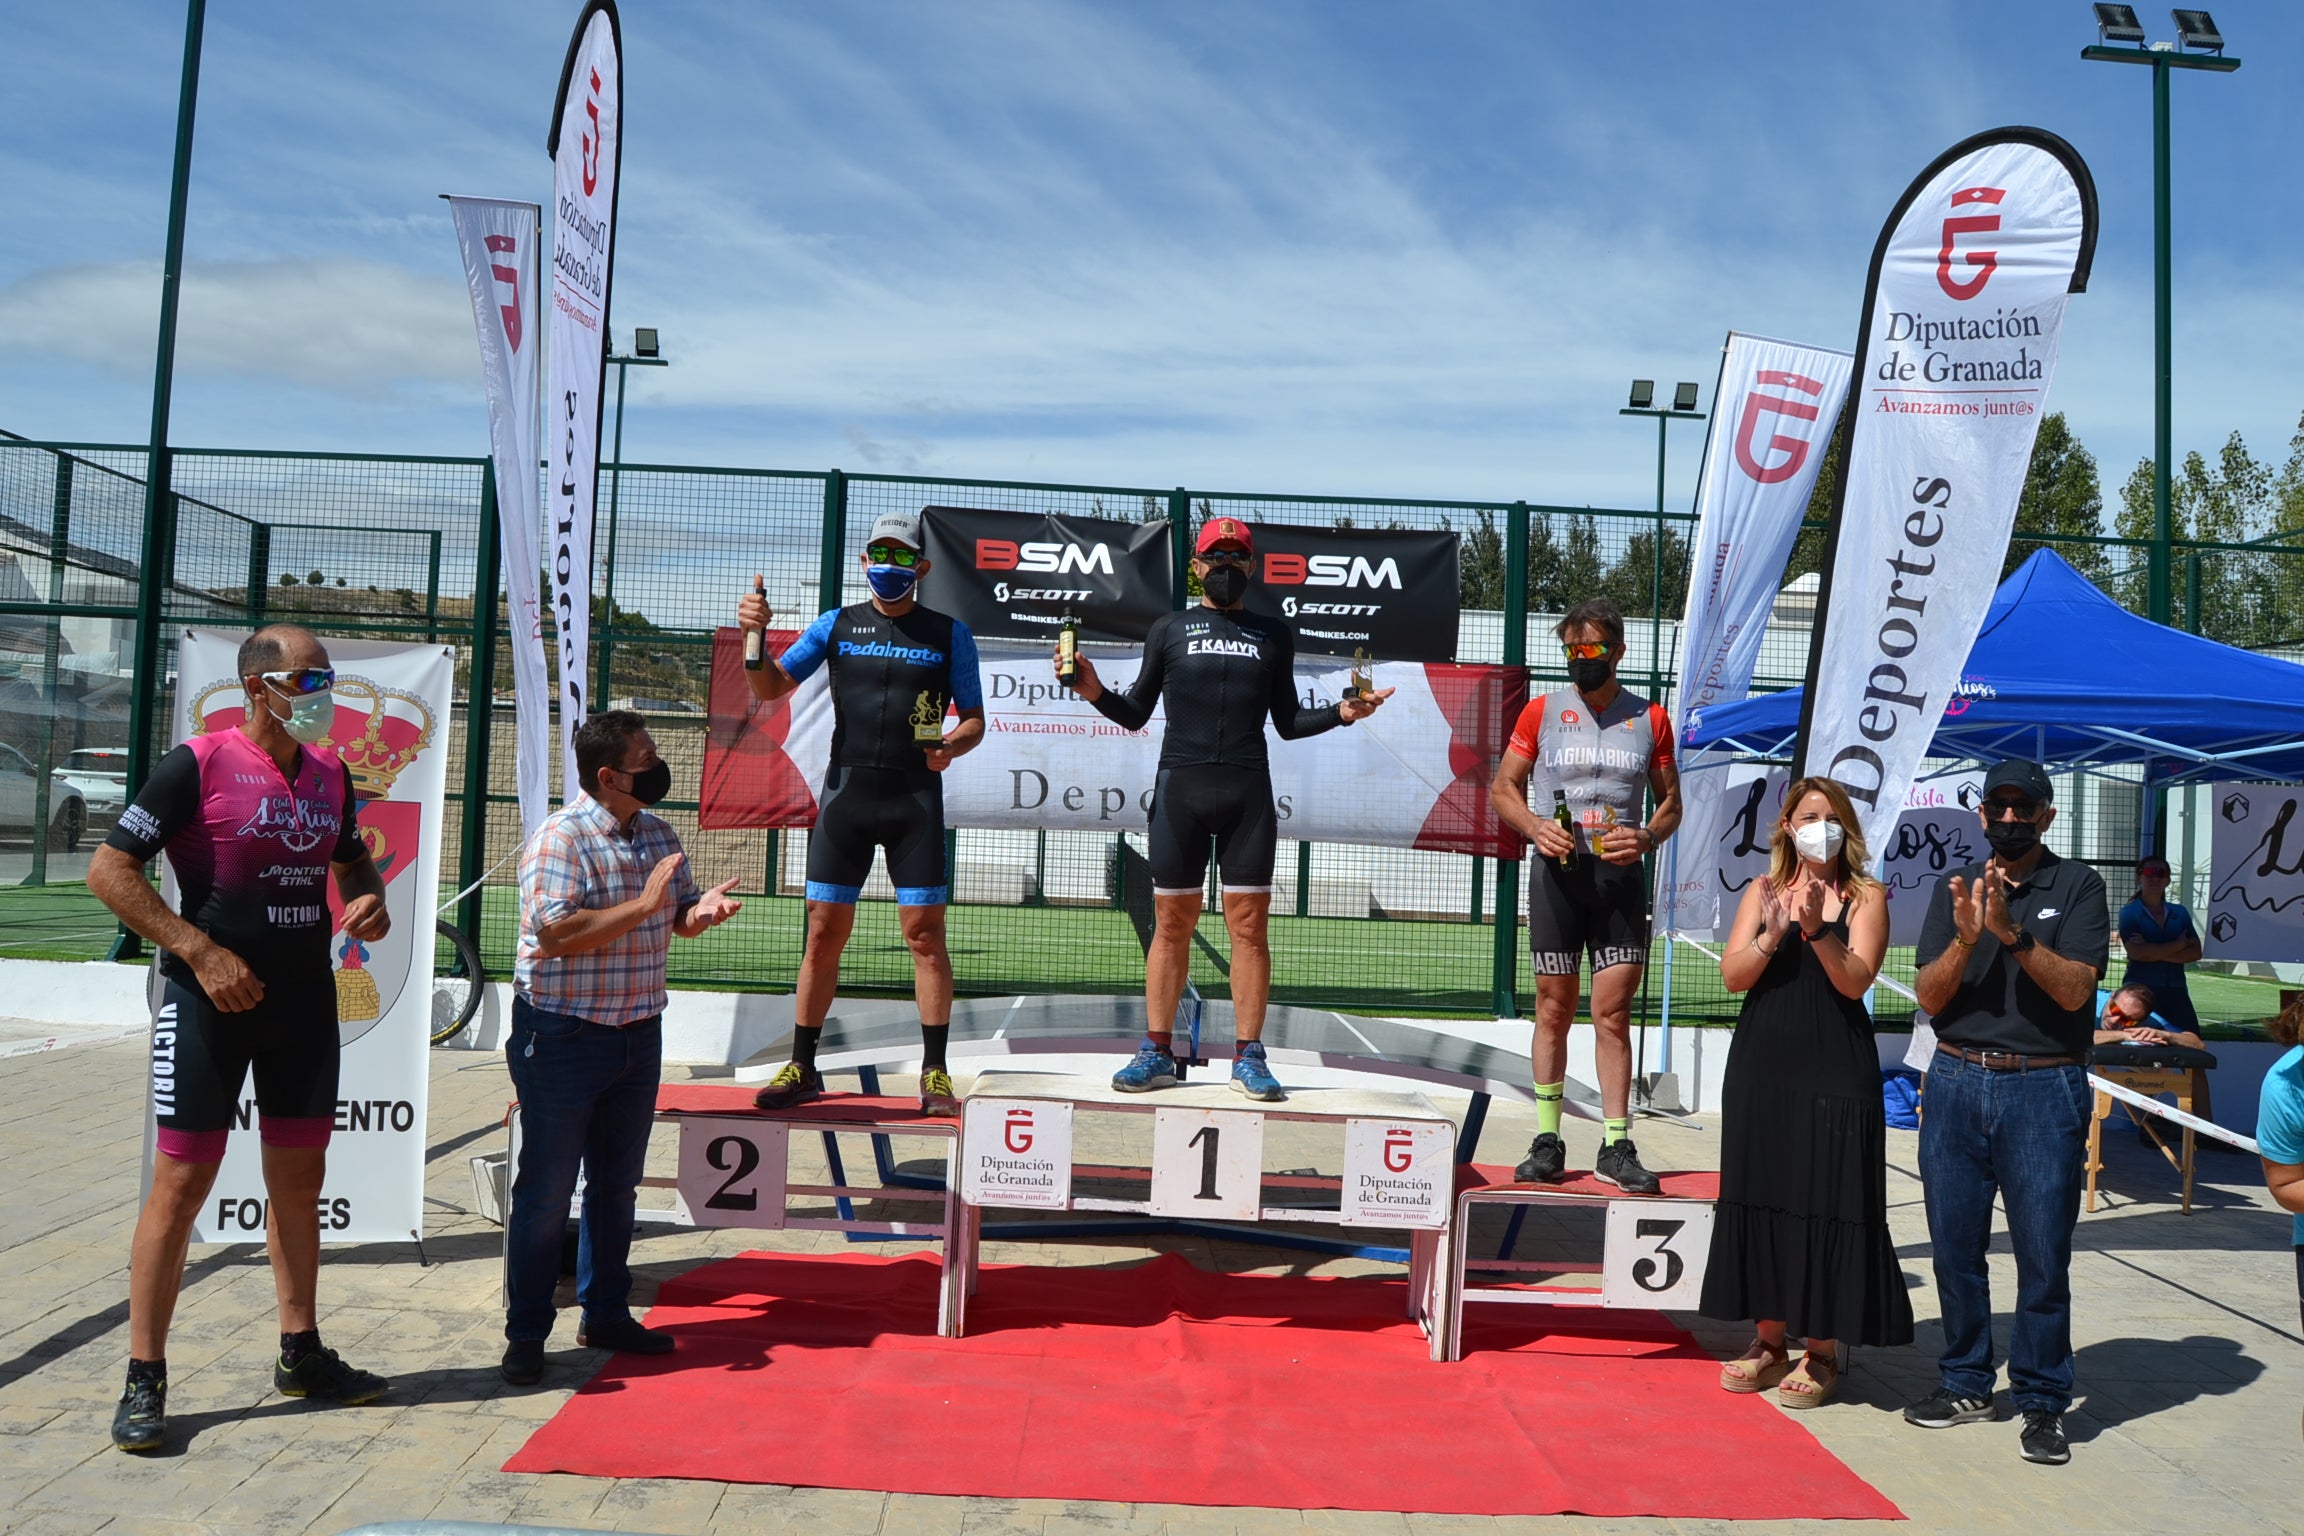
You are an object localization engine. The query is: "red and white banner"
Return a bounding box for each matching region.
[1797,128,2095,854]
[447,195,551,836]
[545,0,622,799]
[1658,331,1851,935]
[152,632,454,1244]
[700,632,1525,856]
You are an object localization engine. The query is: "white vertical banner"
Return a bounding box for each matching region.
[2204,783,2304,961]
[152,632,453,1244]
[447,195,552,836]
[1797,128,2096,854]
[545,0,623,799]
[1659,332,1852,936]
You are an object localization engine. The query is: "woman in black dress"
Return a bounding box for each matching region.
[1703,775,1913,1407]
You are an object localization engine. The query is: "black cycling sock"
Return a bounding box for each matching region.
[280,1330,321,1366]
[127,1357,166,1384]
[791,1026,821,1072]
[920,1024,950,1072]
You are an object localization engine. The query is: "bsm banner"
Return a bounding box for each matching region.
[148,632,452,1245]
[920,506,1175,645]
[700,631,1525,857]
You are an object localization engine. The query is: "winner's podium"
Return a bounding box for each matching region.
[953,1070,1457,1339]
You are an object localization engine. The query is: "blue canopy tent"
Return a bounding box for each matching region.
[1683,548,2304,790]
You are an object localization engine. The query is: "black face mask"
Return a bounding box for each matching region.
[1983,819,2039,858]
[1201,564,1249,607]
[1568,657,1614,692]
[614,760,673,807]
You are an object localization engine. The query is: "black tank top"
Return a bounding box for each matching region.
[826,602,959,770]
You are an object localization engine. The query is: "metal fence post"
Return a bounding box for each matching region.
[1167,487,1191,608]
[1491,501,1530,1018]
[457,464,503,948]
[424,530,443,646]
[819,471,848,613]
[245,518,269,626]
[28,457,74,888]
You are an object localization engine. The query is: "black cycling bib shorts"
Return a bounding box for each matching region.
[1147,764,1280,896]
[1526,855,1651,975]
[806,765,949,906]
[151,974,340,1162]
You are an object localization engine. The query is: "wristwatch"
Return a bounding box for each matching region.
[2007,927,2037,954]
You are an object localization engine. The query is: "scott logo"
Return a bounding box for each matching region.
[975,539,1114,576]
[1936,185,2004,301]
[1733,369,1825,484]
[581,68,603,196]
[1003,1110,1034,1155]
[1261,554,1401,589]
[485,234,522,352]
[1382,1128,1414,1173]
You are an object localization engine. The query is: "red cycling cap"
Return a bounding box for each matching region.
[1195,516,1254,555]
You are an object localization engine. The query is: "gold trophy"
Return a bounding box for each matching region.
[1347,647,1374,701]
[910,689,947,744]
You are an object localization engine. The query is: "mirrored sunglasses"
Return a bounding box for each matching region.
[1561,641,1611,661]
[866,544,920,567]
[259,668,335,695]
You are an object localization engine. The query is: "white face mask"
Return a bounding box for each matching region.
[1792,820,1845,863]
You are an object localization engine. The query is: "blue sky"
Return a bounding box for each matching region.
[3,1,2301,512]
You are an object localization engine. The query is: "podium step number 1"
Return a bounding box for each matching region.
[1150,1107,1264,1219]
[674,1117,792,1229]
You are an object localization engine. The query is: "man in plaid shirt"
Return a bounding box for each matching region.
[500,710,739,1386]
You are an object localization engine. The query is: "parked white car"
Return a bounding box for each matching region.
[54,746,129,830]
[0,743,87,850]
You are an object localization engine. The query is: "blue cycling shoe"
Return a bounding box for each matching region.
[1230,1041,1286,1102]
[1111,1038,1180,1093]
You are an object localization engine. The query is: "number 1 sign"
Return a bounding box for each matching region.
[1148,1107,1264,1219]
[674,1116,790,1229]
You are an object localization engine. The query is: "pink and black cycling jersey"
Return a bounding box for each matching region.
[106,727,364,991]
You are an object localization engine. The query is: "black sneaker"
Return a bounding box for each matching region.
[273,1345,389,1405]
[501,1339,545,1386]
[753,1061,824,1110]
[1594,1138,1661,1195]
[111,1375,166,1453]
[1904,1388,1998,1428]
[2019,1409,2070,1464]
[1513,1132,1567,1183]
[577,1314,675,1355]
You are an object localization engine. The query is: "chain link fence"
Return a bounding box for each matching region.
[0,435,2294,1033]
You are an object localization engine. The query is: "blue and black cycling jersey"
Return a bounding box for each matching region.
[779,602,983,772]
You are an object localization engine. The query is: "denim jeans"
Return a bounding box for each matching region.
[503,996,662,1344]
[1919,1054,2090,1413]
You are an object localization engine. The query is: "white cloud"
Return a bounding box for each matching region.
[0,258,471,392]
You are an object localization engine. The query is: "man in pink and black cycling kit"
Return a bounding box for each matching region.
[89,624,392,1453]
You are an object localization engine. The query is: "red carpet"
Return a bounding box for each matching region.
[505,1251,1899,1519]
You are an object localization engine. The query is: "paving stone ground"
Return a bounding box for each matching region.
[1,1016,2299,1536]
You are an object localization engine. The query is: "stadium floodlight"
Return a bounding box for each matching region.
[1673,381,1700,413]
[1627,379,1654,410]
[633,327,660,358]
[2093,4,2146,44]
[2171,9,2223,53]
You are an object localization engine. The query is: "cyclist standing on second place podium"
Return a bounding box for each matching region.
[735,511,984,1116]
[1060,515,1391,1101]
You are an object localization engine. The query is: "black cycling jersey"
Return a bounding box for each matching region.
[1088,606,1341,770]
[779,602,983,772]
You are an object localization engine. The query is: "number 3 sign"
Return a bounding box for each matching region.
[675,1116,790,1229]
[1599,1198,1713,1309]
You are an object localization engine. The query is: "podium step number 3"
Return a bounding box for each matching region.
[1598,1198,1713,1309]
[1150,1107,1264,1219]
[674,1117,792,1229]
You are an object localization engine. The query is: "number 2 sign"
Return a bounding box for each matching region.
[674,1116,790,1229]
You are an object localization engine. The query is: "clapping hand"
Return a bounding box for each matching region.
[1792,874,1827,936]
[1947,874,1984,948]
[1757,879,1794,946]
[642,853,686,912]
[1980,858,2020,943]
[689,878,742,930]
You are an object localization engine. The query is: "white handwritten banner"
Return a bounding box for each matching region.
[2206,782,2304,962]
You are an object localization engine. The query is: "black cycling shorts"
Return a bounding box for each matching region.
[806,764,948,906]
[1527,854,1650,975]
[1147,765,1279,897]
[150,972,339,1163]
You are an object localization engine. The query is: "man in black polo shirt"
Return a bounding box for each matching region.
[1904,759,2108,1466]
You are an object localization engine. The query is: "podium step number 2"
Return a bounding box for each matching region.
[674,1116,792,1229]
[1599,1197,1713,1309]
[1150,1107,1264,1219]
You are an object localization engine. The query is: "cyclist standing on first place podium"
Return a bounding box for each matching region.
[736,511,984,1116]
[1060,515,1391,1101]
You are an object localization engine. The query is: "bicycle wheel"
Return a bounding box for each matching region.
[431,918,487,1045]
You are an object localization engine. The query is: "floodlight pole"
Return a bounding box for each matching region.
[1618,402,1706,694]
[594,347,668,706]
[2082,40,2241,628]
[116,0,205,959]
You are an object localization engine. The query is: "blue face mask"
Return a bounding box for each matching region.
[866,563,919,601]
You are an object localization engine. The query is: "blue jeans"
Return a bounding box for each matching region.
[503,996,662,1344]
[1919,1055,2090,1413]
